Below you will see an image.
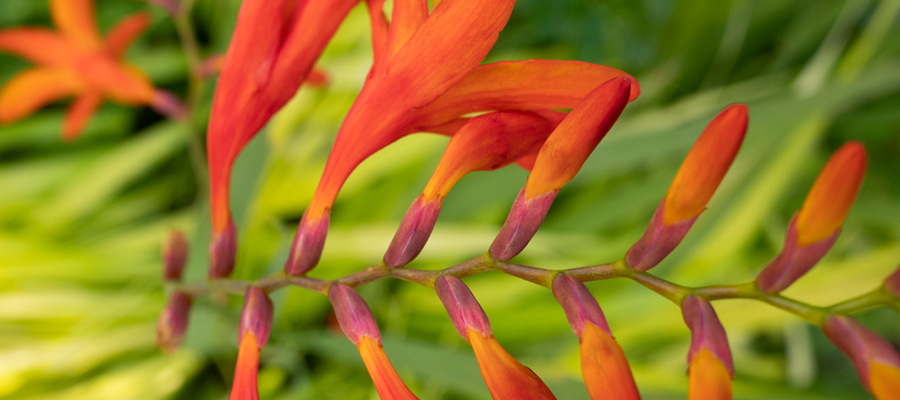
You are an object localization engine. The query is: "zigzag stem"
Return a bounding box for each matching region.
[168,253,898,327]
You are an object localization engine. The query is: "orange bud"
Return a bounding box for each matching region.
[795,142,867,246]
[358,336,420,400]
[870,362,900,400]
[688,348,732,400]
[580,323,641,400]
[664,104,747,225]
[229,331,261,400]
[468,328,557,400]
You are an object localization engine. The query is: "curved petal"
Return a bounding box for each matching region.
[62,91,102,141]
[0,28,81,67]
[106,12,152,59]
[358,336,420,400]
[468,329,557,400]
[0,68,84,123]
[50,0,104,50]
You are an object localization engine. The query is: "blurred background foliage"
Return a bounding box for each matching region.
[0,0,899,399]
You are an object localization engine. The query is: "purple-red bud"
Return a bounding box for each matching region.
[434,275,492,339]
[384,195,442,268]
[756,215,838,293]
[489,189,557,262]
[682,295,734,376]
[209,218,236,279]
[239,286,274,349]
[285,210,329,276]
[328,284,382,345]
[823,315,900,395]
[625,199,697,271]
[157,290,191,352]
[162,229,188,282]
[884,264,900,297]
[551,273,611,338]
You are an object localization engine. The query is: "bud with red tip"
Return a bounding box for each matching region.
[284,211,329,276]
[229,287,273,400]
[157,290,191,353]
[328,284,419,399]
[209,219,236,279]
[823,315,900,399]
[490,78,632,262]
[626,105,748,271]
[682,295,733,400]
[435,275,557,399]
[552,274,641,400]
[757,142,867,292]
[162,229,188,282]
[884,264,900,297]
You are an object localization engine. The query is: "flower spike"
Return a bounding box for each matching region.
[157,290,191,353]
[162,229,188,282]
[490,78,632,261]
[626,105,748,271]
[384,111,562,267]
[756,142,867,292]
[823,315,900,399]
[552,274,641,400]
[229,287,274,400]
[682,295,733,400]
[328,284,420,399]
[435,275,557,399]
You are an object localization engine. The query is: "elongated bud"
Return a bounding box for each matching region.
[552,274,641,400]
[755,215,838,292]
[489,188,556,262]
[157,290,191,352]
[625,199,696,271]
[328,284,382,345]
[209,218,236,279]
[384,195,442,268]
[823,315,900,399]
[682,295,733,400]
[239,287,273,349]
[284,211,329,276]
[162,230,188,281]
[434,275,491,338]
[885,264,900,297]
[795,142,866,246]
[328,284,419,399]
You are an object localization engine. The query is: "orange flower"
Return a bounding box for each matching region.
[795,142,867,246]
[468,328,557,400]
[229,287,273,400]
[229,331,261,400]
[0,0,167,140]
[824,315,900,400]
[682,296,733,400]
[358,336,420,400]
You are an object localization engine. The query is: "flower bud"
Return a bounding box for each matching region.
[157,290,191,352]
[552,274,640,400]
[625,199,697,272]
[162,229,188,282]
[209,218,236,279]
[795,142,866,247]
[755,215,838,293]
[884,264,900,297]
[384,195,442,268]
[284,210,329,276]
[682,295,733,400]
[239,286,273,349]
[328,284,382,345]
[434,275,491,338]
[823,315,900,398]
[488,188,557,262]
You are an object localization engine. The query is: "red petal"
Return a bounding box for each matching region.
[106,12,152,59]
[0,68,84,123]
[383,0,428,61]
[62,91,102,141]
[0,28,82,67]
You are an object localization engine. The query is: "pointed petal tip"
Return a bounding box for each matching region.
[468,330,557,400]
[796,142,867,246]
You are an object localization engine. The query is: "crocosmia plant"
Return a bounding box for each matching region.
[1,0,898,399]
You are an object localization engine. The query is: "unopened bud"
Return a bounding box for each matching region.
[625,199,697,271]
[489,188,556,262]
[157,290,191,352]
[284,210,329,276]
[384,195,442,268]
[823,315,900,396]
[756,215,838,293]
[434,275,491,339]
[551,273,610,338]
[209,218,236,279]
[682,295,733,377]
[328,284,381,345]
[162,229,188,281]
[239,286,273,349]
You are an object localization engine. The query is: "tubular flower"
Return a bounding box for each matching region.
[489,78,633,262]
[682,295,733,400]
[552,274,641,400]
[823,315,900,399]
[626,105,748,271]
[383,110,565,267]
[328,284,420,399]
[206,0,359,279]
[435,275,557,399]
[229,287,274,400]
[0,0,175,140]
[756,142,867,292]
[156,290,191,353]
[286,0,641,275]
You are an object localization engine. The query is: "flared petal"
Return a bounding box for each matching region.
[106,12,152,59]
[414,60,639,130]
[62,91,102,141]
[663,104,747,225]
[688,348,732,400]
[50,0,104,50]
[0,28,81,67]
[795,142,866,246]
[468,329,557,400]
[580,322,641,400]
[229,331,261,400]
[383,0,428,61]
[0,68,84,123]
[870,362,900,400]
[358,336,420,400]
